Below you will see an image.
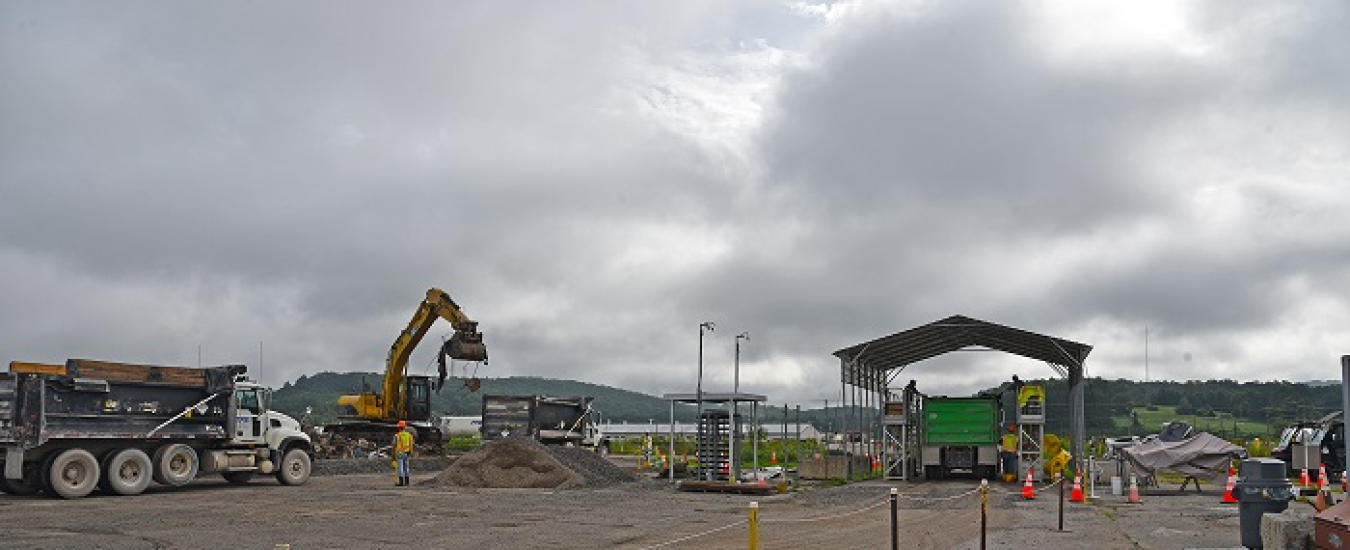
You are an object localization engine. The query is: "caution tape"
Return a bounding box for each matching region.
[636,519,749,549]
[761,498,890,523]
[893,486,983,502]
[988,478,1065,496]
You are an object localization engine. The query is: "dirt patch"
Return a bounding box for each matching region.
[436,437,636,489]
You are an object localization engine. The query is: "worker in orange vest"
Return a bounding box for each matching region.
[393,420,416,486]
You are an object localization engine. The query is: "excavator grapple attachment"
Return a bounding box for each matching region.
[445,328,487,362]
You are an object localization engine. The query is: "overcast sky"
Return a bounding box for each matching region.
[3,1,1348,407]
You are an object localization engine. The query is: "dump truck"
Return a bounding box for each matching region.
[1,359,312,499]
[480,395,609,454]
[921,396,1000,479]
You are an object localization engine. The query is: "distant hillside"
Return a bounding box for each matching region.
[271,371,701,424]
[272,372,1344,440]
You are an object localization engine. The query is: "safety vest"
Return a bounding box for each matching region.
[394,430,414,453]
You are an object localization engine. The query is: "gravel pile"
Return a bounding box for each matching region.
[436,436,637,489]
[312,457,451,477]
[547,446,639,487]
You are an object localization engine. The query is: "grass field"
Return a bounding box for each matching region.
[1114,405,1277,440]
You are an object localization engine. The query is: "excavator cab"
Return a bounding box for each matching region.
[406,376,433,423]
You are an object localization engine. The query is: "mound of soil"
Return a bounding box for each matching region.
[436,437,637,489]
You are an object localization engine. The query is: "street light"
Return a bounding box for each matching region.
[696,321,715,416]
[733,332,748,482]
[697,321,714,480]
[734,332,749,394]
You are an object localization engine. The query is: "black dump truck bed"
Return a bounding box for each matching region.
[0,359,246,449]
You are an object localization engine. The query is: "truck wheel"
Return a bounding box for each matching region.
[0,467,42,496]
[275,448,311,486]
[101,449,153,496]
[221,471,255,485]
[153,444,199,487]
[48,448,101,499]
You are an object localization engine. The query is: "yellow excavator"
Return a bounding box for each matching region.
[328,288,488,448]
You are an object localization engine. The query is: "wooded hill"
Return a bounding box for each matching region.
[272,372,1342,440]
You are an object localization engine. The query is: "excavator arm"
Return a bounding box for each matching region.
[338,288,487,422]
[383,288,487,419]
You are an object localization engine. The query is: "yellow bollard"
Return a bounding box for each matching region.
[748,501,759,550]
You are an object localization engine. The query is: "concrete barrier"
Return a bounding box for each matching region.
[1261,504,1314,550]
[800,455,871,480]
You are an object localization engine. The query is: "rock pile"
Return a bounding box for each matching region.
[436,437,637,489]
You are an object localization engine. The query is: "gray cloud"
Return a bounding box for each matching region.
[2,1,1348,406]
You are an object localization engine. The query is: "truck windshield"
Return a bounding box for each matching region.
[237,389,261,414]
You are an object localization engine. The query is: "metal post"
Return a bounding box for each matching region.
[1058,476,1065,531]
[980,479,989,550]
[696,322,713,480]
[1342,355,1350,478]
[748,501,759,550]
[668,399,675,483]
[890,487,898,550]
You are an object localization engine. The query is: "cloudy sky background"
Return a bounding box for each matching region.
[3,1,1348,407]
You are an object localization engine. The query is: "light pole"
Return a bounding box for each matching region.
[697,322,714,480]
[696,321,715,417]
[733,332,748,481]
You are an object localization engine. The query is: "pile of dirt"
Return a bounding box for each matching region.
[436,437,637,489]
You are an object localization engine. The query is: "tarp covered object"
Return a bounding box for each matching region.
[1120,432,1248,481]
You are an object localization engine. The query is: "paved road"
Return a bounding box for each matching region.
[0,470,1258,549]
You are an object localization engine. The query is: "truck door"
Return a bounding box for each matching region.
[233,388,265,445]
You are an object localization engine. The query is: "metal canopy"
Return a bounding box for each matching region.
[833,314,1091,373]
[832,314,1093,462]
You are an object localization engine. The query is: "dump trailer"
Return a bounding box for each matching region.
[921,396,1000,479]
[480,395,609,454]
[0,359,313,499]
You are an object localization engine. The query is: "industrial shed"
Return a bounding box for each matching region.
[832,314,1093,479]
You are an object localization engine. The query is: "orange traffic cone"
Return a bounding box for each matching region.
[1022,468,1036,500]
[1127,474,1141,504]
[1069,471,1084,503]
[1302,468,1311,488]
[1342,471,1347,493]
[1320,463,1329,490]
[1221,466,1238,504]
[770,451,777,465]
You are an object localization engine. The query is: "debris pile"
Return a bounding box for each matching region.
[436,436,637,489]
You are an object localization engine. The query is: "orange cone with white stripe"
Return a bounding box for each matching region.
[1070,471,1084,503]
[1320,463,1329,490]
[1221,466,1238,504]
[1301,468,1311,488]
[1127,474,1141,503]
[1022,468,1036,500]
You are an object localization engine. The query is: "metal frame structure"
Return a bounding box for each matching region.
[832,315,1092,482]
[663,392,767,482]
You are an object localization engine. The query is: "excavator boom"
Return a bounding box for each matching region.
[336,288,487,424]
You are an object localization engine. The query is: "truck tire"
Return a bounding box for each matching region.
[221,471,255,485]
[153,444,199,487]
[0,467,42,496]
[275,448,311,486]
[101,449,153,496]
[47,448,101,499]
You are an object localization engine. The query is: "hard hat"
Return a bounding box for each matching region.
[397,420,407,428]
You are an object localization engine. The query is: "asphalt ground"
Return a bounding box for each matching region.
[0,461,1300,549]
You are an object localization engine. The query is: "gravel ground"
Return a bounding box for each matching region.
[0,460,1284,549]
